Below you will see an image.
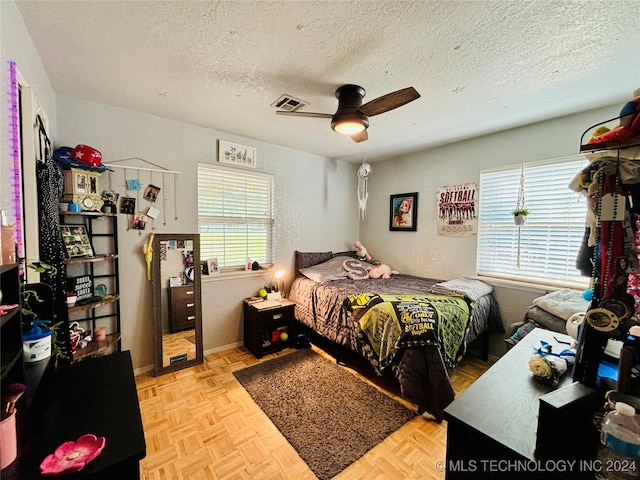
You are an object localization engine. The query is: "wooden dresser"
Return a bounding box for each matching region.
[168,285,196,333]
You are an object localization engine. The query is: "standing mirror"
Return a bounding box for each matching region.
[152,233,203,375]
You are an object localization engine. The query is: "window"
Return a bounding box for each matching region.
[477,156,589,288]
[197,164,274,269]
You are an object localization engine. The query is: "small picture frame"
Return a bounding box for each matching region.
[143,184,161,203]
[389,192,418,231]
[206,258,219,275]
[61,225,95,258]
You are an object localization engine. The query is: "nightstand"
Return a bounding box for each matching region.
[243,299,295,358]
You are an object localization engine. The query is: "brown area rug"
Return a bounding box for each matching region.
[233,348,415,479]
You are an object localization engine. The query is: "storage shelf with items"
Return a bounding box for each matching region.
[572,89,640,390]
[1,263,24,385]
[59,211,121,362]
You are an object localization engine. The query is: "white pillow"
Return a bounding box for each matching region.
[299,256,367,282]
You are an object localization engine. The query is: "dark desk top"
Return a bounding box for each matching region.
[444,328,575,460]
[3,351,146,479]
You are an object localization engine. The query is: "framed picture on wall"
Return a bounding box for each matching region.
[389,192,418,231]
[218,140,257,168]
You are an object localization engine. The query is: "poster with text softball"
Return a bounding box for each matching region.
[437,183,478,236]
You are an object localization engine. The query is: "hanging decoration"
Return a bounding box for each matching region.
[104,157,180,231]
[513,164,530,268]
[132,170,147,233]
[357,157,371,220]
[512,164,530,226]
[7,61,24,262]
[142,230,155,281]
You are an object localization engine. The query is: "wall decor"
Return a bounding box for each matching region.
[389,192,418,231]
[436,183,478,237]
[218,140,257,168]
[60,225,94,258]
[143,184,161,203]
[67,275,93,302]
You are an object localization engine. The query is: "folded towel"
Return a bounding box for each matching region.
[532,289,590,321]
[430,277,493,301]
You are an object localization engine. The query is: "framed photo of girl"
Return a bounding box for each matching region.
[390,192,418,231]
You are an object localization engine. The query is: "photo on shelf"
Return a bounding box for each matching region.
[205,258,219,275]
[60,225,94,258]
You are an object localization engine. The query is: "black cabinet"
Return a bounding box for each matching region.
[443,328,597,479]
[243,299,295,358]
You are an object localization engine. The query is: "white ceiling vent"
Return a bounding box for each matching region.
[271,94,308,112]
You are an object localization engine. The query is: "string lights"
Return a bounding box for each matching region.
[8,61,24,260]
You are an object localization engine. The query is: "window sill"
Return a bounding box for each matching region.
[473,275,589,295]
[202,268,273,282]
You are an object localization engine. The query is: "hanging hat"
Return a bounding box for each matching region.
[70,145,103,167]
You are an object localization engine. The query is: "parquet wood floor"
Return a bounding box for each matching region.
[136,345,493,480]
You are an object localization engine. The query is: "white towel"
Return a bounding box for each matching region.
[430,277,493,301]
[532,289,590,321]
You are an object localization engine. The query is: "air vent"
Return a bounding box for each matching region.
[271,94,307,112]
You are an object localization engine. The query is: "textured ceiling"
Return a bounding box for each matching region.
[16,0,640,163]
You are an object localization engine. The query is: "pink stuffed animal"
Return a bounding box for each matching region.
[368,263,399,279]
[354,240,372,262]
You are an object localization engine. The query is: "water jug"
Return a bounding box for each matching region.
[596,402,640,479]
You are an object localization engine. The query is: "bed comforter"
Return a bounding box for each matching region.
[289,274,500,421]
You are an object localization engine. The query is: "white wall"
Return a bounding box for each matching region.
[361,104,621,337]
[0,0,57,225]
[55,95,359,370]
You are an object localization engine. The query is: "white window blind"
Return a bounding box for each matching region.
[197,164,274,268]
[477,156,589,288]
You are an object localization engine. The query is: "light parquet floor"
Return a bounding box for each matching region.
[136,345,493,480]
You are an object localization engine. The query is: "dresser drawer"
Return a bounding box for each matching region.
[168,285,197,332]
[257,305,293,327]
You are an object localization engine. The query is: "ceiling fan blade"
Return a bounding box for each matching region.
[359,87,420,117]
[350,130,368,143]
[276,111,333,119]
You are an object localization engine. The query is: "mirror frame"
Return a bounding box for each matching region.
[152,233,203,375]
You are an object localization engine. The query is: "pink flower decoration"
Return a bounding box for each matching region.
[40,434,105,476]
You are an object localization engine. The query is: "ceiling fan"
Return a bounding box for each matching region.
[276,84,420,143]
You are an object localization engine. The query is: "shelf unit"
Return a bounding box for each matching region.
[1,263,25,384]
[60,211,121,362]
[1,263,54,444]
[573,124,640,386]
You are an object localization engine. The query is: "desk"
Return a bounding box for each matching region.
[444,328,597,479]
[3,351,146,479]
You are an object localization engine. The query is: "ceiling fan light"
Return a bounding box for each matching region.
[331,112,369,135]
[334,121,365,134]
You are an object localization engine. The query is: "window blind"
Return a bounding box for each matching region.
[197,164,274,268]
[477,156,589,288]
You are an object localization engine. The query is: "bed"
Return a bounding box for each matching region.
[288,251,502,421]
